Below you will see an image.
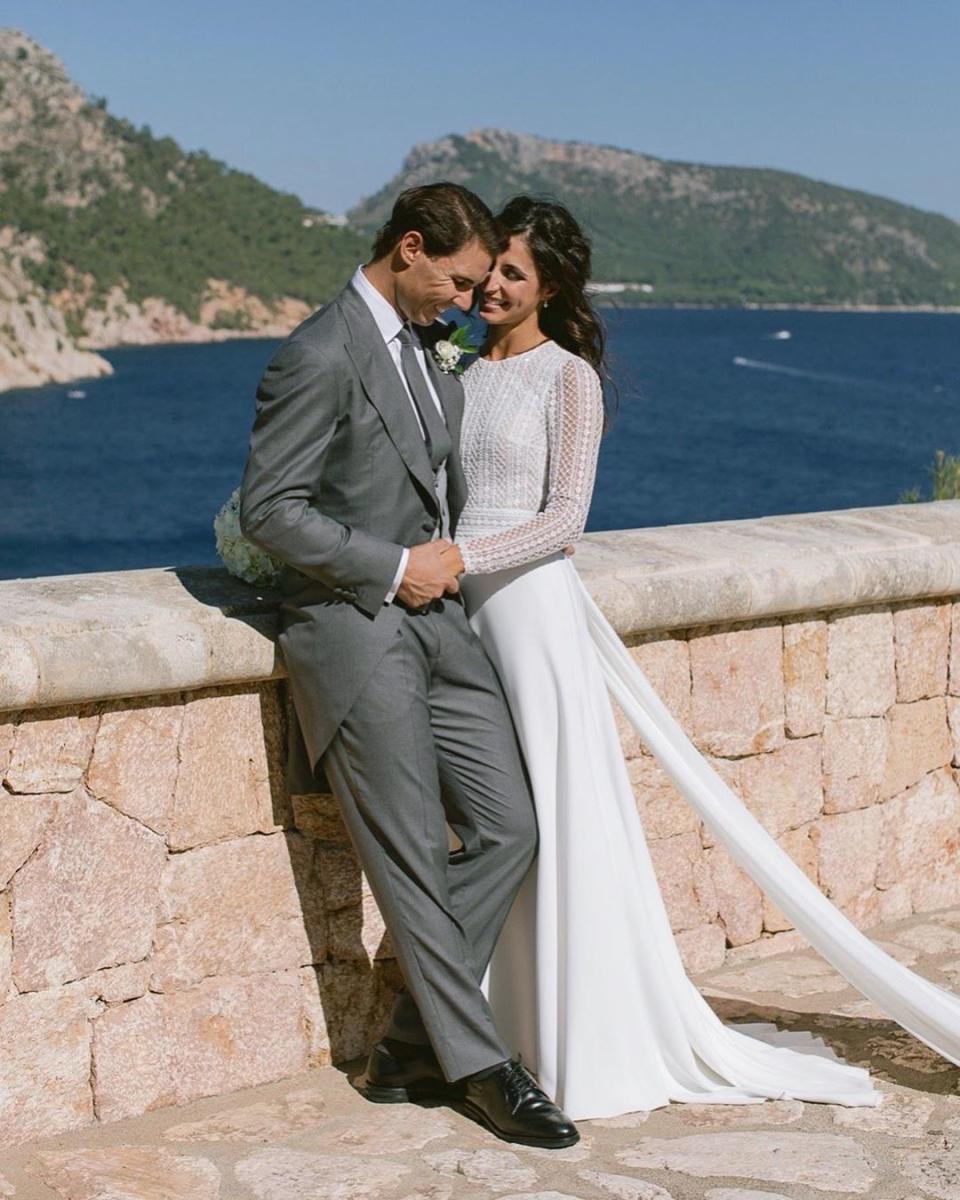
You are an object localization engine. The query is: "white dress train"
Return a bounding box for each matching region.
[455,339,960,1120]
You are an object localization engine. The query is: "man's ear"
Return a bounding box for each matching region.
[397,230,424,266]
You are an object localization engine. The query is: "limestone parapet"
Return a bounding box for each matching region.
[4,500,960,711]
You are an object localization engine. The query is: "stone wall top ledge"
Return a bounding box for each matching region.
[0,565,283,711]
[3,500,960,712]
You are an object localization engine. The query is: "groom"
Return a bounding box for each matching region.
[239,182,578,1148]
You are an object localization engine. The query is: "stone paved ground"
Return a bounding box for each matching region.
[4,907,960,1200]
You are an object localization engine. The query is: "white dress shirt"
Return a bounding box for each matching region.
[350,265,450,604]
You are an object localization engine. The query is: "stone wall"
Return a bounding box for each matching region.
[613,599,960,976]
[3,500,960,1145]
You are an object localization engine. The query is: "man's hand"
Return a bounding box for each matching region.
[441,543,465,581]
[396,540,462,607]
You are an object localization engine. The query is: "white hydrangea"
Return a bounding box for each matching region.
[213,487,283,587]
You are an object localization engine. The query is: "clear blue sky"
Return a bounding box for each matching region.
[6,1,958,220]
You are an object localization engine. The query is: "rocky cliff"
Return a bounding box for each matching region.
[0,28,361,392]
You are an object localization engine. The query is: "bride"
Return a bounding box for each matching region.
[452,195,960,1120]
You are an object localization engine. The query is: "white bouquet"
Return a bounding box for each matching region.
[213,487,283,587]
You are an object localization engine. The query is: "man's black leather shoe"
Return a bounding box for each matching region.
[459,1058,580,1148]
[355,1038,465,1104]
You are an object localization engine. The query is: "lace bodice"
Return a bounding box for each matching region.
[457,340,605,574]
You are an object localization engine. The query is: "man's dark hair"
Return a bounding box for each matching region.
[370,182,503,261]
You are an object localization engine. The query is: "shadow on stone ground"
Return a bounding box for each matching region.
[4,905,960,1200]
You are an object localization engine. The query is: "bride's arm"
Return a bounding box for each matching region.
[458,355,605,574]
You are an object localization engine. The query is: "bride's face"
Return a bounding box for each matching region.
[478,235,554,327]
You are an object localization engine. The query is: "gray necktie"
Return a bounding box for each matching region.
[396,324,452,472]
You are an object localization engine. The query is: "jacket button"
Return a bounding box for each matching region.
[422,519,436,533]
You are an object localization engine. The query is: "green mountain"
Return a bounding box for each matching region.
[0,29,365,320]
[2,31,958,392]
[348,130,960,307]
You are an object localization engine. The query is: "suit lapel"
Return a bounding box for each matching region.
[421,338,463,443]
[421,344,467,519]
[339,286,438,504]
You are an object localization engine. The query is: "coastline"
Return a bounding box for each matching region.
[592,299,960,314]
[3,300,958,397]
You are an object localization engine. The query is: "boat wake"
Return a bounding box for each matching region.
[732,356,866,386]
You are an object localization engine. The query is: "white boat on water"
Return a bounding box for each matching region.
[769,329,792,340]
[66,389,87,399]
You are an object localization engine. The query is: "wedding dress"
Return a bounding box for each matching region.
[455,339,960,1120]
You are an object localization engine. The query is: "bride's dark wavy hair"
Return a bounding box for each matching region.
[494,195,614,414]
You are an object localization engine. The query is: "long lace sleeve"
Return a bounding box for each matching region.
[459,355,604,574]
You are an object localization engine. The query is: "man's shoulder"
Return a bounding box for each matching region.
[283,287,352,355]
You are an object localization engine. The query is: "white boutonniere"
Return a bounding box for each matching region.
[432,324,480,375]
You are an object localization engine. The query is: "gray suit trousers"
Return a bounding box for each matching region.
[321,595,537,1082]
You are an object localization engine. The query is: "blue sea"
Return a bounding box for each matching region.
[0,308,957,581]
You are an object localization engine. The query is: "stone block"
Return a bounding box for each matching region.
[0,894,10,999]
[83,960,151,1004]
[315,843,373,913]
[811,806,884,905]
[737,738,823,838]
[235,1148,411,1199]
[628,757,701,840]
[628,636,692,733]
[648,831,717,932]
[298,964,333,1067]
[92,969,309,1123]
[11,788,166,991]
[4,705,98,794]
[724,929,809,964]
[316,959,404,1062]
[783,619,827,737]
[762,824,819,933]
[705,844,763,946]
[948,696,960,767]
[0,792,60,887]
[620,1131,876,1193]
[841,882,913,929]
[911,845,960,912]
[327,891,392,963]
[689,624,784,756]
[168,685,284,851]
[0,987,97,1146]
[149,832,314,992]
[878,766,960,892]
[0,713,16,779]
[950,601,960,696]
[27,1147,221,1200]
[291,792,348,842]
[826,608,896,717]
[87,695,183,832]
[674,923,727,974]
[283,832,328,959]
[894,601,950,702]
[822,717,886,814]
[881,697,952,799]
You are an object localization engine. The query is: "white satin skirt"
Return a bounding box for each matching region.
[461,552,960,1119]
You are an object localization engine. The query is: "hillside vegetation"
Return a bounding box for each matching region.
[349,130,960,307]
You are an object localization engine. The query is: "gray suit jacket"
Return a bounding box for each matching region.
[239,280,468,792]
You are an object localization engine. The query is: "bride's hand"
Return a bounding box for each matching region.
[563,545,576,557]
